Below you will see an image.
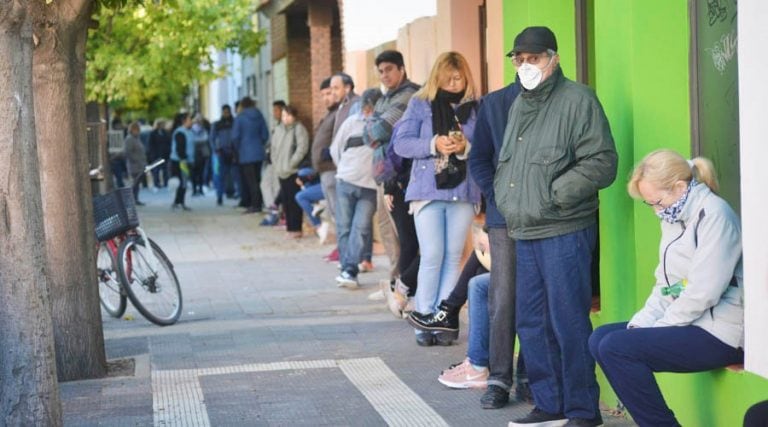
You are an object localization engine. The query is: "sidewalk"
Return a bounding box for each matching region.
[61,186,634,426]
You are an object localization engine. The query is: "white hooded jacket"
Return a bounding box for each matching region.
[629,183,744,348]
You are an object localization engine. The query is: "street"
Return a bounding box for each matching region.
[61,187,632,426]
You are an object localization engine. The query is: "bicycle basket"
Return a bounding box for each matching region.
[93,187,139,241]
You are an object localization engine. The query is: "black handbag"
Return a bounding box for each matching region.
[434,153,466,189]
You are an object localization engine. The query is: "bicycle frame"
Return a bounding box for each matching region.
[123,226,162,284]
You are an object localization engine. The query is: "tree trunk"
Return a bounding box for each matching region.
[30,0,107,381]
[0,1,63,425]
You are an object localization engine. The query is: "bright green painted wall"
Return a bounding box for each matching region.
[502,0,576,85]
[502,1,768,425]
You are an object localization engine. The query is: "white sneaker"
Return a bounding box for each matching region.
[335,271,359,289]
[312,200,327,218]
[316,221,330,244]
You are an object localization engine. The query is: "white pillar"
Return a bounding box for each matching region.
[738,0,768,379]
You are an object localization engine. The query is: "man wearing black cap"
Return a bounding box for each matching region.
[494,26,618,427]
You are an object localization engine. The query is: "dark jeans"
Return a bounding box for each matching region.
[192,155,209,194]
[240,162,263,210]
[590,322,744,427]
[488,227,525,391]
[388,187,419,293]
[278,174,302,232]
[745,401,768,427]
[215,161,239,200]
[131,172,143,202]
[111,158,126,188]
[516,225,599,420]
[151,156,170,187]
[170,161,187,206]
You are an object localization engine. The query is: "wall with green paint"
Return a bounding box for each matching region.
[502,0,576,85]
[501,1,768,425]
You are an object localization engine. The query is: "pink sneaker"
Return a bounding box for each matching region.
[438,358,489,389]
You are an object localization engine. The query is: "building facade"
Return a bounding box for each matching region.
[500,1,767,425]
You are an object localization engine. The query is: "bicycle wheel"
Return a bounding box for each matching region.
[97,242,127,318]
[117,236,183,326]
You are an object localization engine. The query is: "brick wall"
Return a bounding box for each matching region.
[265,0,345,134]
[286,12,313,134]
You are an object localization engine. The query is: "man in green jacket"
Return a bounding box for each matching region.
[495,27,618,427]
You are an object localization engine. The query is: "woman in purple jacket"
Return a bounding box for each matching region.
[393,51,481,346]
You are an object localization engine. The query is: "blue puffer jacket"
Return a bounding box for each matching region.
[232,107,269,163]
[392,97,481,204]
[468,82,521,228]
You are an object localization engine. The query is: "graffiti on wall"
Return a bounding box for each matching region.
[706,28,738,75]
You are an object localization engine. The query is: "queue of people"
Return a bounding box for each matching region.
[110,24,748,427]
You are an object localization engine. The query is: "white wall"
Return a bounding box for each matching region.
[738,0,768,380]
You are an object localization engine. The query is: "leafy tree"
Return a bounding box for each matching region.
[87,0,267,117]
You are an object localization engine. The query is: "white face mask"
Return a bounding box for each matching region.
[517,55,554,90]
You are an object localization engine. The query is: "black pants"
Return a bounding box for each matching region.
[192,156,208,194]
[278,174,302,232]
[131,172,143,202]
[388,187,419,295]
[444,251,487,308]
[170,161,187,206]
[745,401,768,427]
[240,162,263,210]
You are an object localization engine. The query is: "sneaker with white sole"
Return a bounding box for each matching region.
[438,358,489,389]
[335,270,359,288]
[316,221,330,244]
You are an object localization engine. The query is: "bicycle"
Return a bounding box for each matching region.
[92,159,183,326]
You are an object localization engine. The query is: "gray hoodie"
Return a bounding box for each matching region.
[630,183,743,348]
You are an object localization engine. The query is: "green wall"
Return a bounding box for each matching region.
[502,1,768,425]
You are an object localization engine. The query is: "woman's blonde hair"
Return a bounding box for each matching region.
[415,51,477,102]
[627,149,719,198]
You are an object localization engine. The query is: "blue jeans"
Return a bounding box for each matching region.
[335,180,377,277]
[413,201,475,314]
[467,273,491,367]
[215,159,240,200]
[295,183,324,227]
[516,225,599,420]
[590,322,743,427]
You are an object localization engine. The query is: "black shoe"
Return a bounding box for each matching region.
[509,407,567,426]
[514,381,534,404]
[415,333,435,347]
[135,201,146,206]
[406,300,460,332]
[434,330,458,346]
[217,197,223,206]
[563,415,603,426]
[481,384,509,409]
